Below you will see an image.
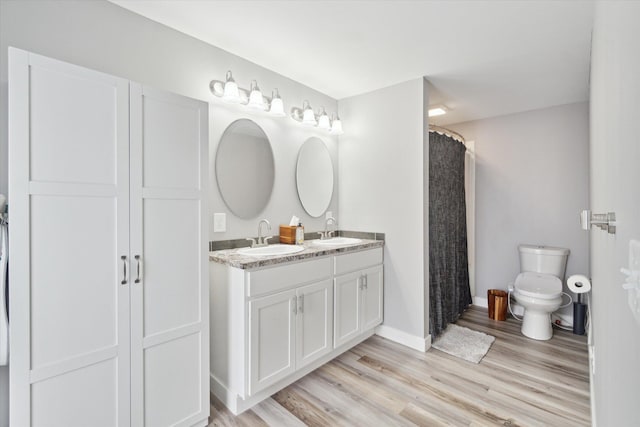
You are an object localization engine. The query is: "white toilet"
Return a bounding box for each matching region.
[513,244,570,340]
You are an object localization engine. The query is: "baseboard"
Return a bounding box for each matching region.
[473,296,488,308]
[375,324,431,352]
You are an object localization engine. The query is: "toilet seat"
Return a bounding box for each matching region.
[515,272,562,299]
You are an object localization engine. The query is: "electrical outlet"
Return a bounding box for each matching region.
[213,213,226,232]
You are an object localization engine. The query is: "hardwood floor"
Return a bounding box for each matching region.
[209,306,590,426]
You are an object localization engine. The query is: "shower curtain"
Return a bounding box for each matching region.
[429,131,472,338]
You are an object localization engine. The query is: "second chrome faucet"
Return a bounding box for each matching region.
[247,219,272,248]
[320,217,337,240]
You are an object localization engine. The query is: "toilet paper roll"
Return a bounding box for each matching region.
[567,274,591,294]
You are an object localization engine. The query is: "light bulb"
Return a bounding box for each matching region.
[302,100,317,126]
[247,80,265,110]
[222,70,242,104]
[318,108,331,130]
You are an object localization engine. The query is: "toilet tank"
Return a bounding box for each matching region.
[518,244,570,278]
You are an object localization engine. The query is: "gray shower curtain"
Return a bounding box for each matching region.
[429,131,471,338]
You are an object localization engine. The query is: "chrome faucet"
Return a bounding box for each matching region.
[247,219,272,248]
[321,217,337,240]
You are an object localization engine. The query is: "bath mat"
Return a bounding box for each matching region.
[431,324,495,364]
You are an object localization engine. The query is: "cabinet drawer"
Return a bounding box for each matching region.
[248,257,332,297]
[334,247,383,275]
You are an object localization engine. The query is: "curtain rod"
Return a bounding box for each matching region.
[428,124,466,144]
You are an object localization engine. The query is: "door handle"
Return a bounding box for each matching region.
[120,255,127,285]
[134,255,142,284]
[292,296,297,315]
[299,295,304,314]
[581,210,617,234]
[363,274,368,289]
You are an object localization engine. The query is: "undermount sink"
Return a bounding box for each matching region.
[237,244,305,257]
[311,237,362,246]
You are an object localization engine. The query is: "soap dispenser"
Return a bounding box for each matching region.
[296,222,304,245]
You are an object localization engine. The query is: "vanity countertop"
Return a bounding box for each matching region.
[209,238,384,270]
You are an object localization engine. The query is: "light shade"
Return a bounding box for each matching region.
[269,89,286,116]
[302,101,317,126]
[330,116,344,135]
[428,105,448,117]
[222,70,242,104]
[317,108,331,130]
[247,80,265,110]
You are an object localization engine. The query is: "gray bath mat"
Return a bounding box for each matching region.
[432,324,495,363]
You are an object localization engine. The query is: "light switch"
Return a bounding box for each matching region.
[213,213,226,232]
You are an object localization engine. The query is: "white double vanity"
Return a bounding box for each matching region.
[209,241,384,414]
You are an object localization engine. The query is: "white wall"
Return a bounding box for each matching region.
[449,102,590,319]
[590,2,640,425]
[0,0,339,243]
[338,78,430,349]
[0,1,341,425]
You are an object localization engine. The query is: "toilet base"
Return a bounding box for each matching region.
[521,310,553,340]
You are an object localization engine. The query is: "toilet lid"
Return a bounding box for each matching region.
[515,272,562,299]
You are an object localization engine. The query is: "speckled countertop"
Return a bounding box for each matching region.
[209,239,384,270]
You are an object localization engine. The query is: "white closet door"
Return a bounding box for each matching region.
[129,84,209,427]
[8,49,131,427]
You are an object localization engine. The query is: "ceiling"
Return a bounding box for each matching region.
[110,0,595,125]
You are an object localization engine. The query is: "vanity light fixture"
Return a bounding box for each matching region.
[291,102,344,134]
[210,70,286,117]
[428,105,448,117]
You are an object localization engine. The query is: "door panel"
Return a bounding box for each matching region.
[142,198,201,336]
[31,359,117,427]
[334,272,361,348]
[144,333,202,427]
[142,93,201,190]
[297,280,333,368]
[362,266,384,331]
[28,57,119,185]
[249,290,296,395]
[30,196,117,367]
[9,49,131,427]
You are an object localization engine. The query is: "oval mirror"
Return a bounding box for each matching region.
[296,137,334,217]
[216,119,275,219]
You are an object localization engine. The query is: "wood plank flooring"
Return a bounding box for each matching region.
[209,306,590,426]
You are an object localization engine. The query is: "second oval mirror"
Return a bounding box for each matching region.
[296,137,334,217]
[216,119,275,219]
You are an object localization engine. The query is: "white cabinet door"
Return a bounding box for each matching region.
[362,266,384,331]
[296,280,333,369]
[249,290,297,395]
[9,49,131,427]
[129,85,209,427]
[334,272,362,348]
